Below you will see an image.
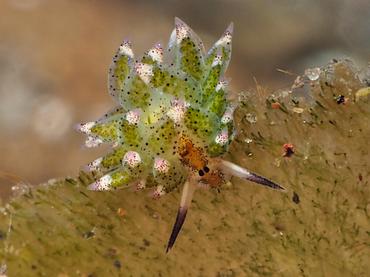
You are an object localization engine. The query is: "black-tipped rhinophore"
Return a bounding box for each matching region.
[166,207,188,253]
[245,171,285,191]
[219,160,286,191]
[166,180,196,253]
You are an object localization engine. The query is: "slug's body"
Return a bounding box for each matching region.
[77,18,285,252]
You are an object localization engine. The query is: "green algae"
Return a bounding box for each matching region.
[0,60,369,276]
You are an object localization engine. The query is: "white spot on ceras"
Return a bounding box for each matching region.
[214,30,232,47]
[215,79,228,92]
[221,105,236,124]
[76,121,95,134]
[152,185,166,199]
[134,179,146,191]
[153,157,170,174]
[88,175,112,191]
[211,54,223,67]
[125,109,141,125]
[148,44,163,63]
[86,157,103,171]
[85,136,103,148]
[215,129,229,146]
[134,63,153,84]
[123,151,141,168]
[118,40,134,58]
[166,99,189,124]
[175,22,189,44]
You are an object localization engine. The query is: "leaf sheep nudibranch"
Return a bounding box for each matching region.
[77,17,286,252]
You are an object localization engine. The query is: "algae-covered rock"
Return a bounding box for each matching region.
[0,60,369,276]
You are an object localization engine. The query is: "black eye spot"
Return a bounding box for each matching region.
[198,170,204,176]
[203,166,210,173]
